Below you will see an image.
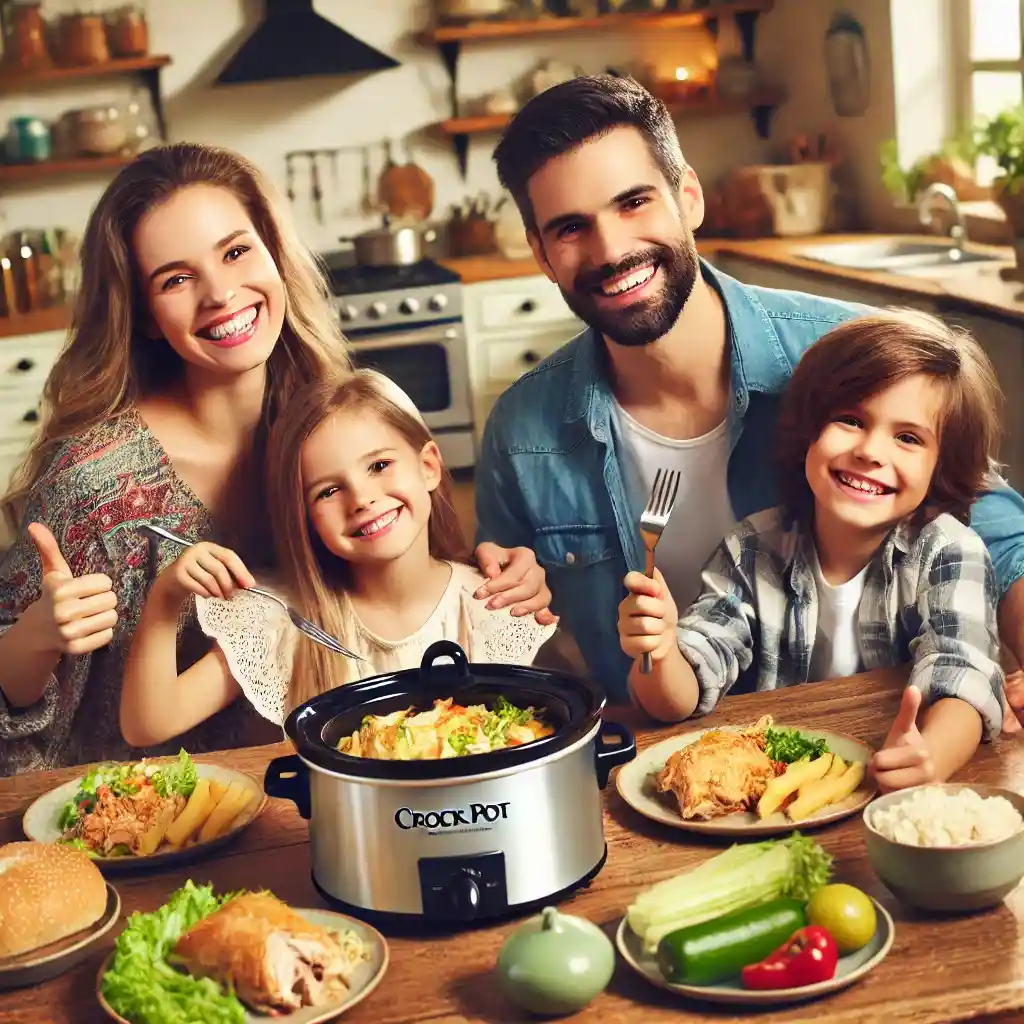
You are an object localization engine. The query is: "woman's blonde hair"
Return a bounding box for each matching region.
[3,142,350,524]
[266,370,466,709]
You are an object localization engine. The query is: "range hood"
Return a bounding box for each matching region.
[217,0,399,86]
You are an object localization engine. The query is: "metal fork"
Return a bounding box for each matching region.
[139,522,367,662]
[638,468,682,675]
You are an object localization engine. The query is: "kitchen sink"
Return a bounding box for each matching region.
[796,239,1004,273]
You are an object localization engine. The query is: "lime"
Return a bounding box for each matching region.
[807,884,877,954]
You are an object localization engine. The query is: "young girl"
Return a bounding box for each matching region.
[617,309,1005,792]
[121,370,557,736]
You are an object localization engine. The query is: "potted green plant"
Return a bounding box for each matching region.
[970,105,1024,234]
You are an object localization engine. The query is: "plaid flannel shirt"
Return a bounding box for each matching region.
[677,507,1005,738]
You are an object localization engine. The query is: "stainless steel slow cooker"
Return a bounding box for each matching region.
[264,640,635,927]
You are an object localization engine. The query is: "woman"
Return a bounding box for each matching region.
[0,143,550,775]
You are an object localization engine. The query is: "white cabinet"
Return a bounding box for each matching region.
[0,330,66,550]
[464,275,584,439]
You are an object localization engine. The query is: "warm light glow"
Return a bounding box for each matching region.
[675,67,691,81]
[1,259,9,270]
[19,246,30,259]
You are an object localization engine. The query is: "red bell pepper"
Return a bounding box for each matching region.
[741,925,839,990]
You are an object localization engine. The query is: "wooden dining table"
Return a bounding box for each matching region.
[3,667,1024,1024]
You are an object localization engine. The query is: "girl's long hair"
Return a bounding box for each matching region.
[3,142,350,526]
[266,370,467,710]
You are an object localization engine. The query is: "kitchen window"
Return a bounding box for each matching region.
[956,0,1024,182]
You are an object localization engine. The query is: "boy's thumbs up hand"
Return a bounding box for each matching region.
[870,686,934,793]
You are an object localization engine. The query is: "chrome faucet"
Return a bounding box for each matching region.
[917,183,967,250]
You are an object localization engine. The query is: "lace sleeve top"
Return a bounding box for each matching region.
[195,562,559,726]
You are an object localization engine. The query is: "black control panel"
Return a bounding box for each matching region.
[418,851,508,922]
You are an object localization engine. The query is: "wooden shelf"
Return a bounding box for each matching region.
[423,0,773,43]
[434,89,784,137]
[0,306,70,340]
[0,155,136,184]
[0,55,171,92]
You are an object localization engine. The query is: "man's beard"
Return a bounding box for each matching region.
[557,236,699,348]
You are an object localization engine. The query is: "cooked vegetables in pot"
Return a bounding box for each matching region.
[337,696,553,760]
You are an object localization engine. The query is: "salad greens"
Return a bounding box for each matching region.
[627,832,834,952]
[101,881,247,1024]
[763,727,829,765]
[57,749,198,833]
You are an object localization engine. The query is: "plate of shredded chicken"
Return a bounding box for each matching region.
[615,715,876,835]
[22,751,266,870]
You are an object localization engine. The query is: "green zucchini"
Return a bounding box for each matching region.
[656,897,807,986]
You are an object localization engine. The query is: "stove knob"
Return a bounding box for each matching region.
[338,303,358,322]
[428,293,449,312]
[399,297,420,315]
[444,871,481,921]
[368,301,388,319]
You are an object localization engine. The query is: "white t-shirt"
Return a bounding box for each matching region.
[614,403,735,610]
[808,549,868,681]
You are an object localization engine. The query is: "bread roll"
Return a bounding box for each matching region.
[0,841,108,958]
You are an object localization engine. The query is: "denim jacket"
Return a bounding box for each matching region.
[475,259,1024,702]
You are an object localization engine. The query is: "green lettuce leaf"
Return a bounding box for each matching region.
[152,749,198,799]
[100,881,247,1024]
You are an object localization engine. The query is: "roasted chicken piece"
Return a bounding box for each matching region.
[74,784,183,855]
[657,715,779,820]
[172,893,364,1013]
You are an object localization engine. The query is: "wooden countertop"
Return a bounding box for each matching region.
[702,233,1024,324]
[443,235,1024,326]
[5,666,1024,1023]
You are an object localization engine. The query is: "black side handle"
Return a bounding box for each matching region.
[264,754,311,819]
[594,720,636,789]
[420,639,470,680]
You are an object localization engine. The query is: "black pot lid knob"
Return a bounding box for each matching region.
[419,639,470,679]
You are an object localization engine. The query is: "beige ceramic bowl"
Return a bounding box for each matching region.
[863,783,1024,912]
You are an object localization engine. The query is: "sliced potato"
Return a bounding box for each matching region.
[209,780,228,804]
[227,792,262,833]
[164,778,214,849]
[137,800,179,856]
[757,754,834,818]
[197,781,251,843]
[824,755,847,780]
[787,760,867,822]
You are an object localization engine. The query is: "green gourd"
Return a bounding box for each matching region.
[496,906,615,1016]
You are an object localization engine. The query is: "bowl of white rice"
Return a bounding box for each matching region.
[863,784,1024,912]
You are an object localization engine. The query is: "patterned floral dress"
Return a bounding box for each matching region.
[0,409,281,776]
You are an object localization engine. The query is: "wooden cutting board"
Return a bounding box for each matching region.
[378,140,434,221]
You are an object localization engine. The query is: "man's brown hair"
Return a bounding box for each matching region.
[492,73,684,235]
[776,308,1003,526]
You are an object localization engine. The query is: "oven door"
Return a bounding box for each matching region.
[347,323,472,432]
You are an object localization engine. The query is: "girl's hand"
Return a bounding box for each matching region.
[473,542,557,624]
[871,686,936,792]
[26,522,118,656]
[1002,669,1024,734]
[618,568,679,663]
[157,541,256,601]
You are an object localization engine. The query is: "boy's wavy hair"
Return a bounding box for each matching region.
[776,308,1003,527]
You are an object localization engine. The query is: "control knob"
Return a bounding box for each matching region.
[444,869,482,921]
[338,303,358,322]
[399,297,420,315]
[367,301,388,319]
[428,293,449,312]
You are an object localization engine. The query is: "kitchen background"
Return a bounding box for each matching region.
[0,0,1020,550]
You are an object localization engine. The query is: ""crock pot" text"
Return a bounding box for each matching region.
[394,802,511,831]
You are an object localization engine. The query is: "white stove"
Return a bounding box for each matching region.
[321,253,474,470]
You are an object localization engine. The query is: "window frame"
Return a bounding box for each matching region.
[955,0,1024,131]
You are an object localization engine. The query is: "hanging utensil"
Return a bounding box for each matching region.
[310,152,323,224]
[285,152,296,203]
[329,149,340,216]
[360,146,376,217]
[377,137,435,222]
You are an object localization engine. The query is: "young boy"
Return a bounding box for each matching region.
[617,309,1005,791]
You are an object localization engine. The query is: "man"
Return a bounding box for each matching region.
[475,73,1024,724]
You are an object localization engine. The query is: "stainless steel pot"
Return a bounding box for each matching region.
[341,214,437,267]
[264,640,635,927]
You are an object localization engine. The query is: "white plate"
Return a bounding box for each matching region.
[96,908,389,1024]
[0,882,120,990]
[616,725,876,836]
[615,897,894,1007]
[22,761,267,872]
